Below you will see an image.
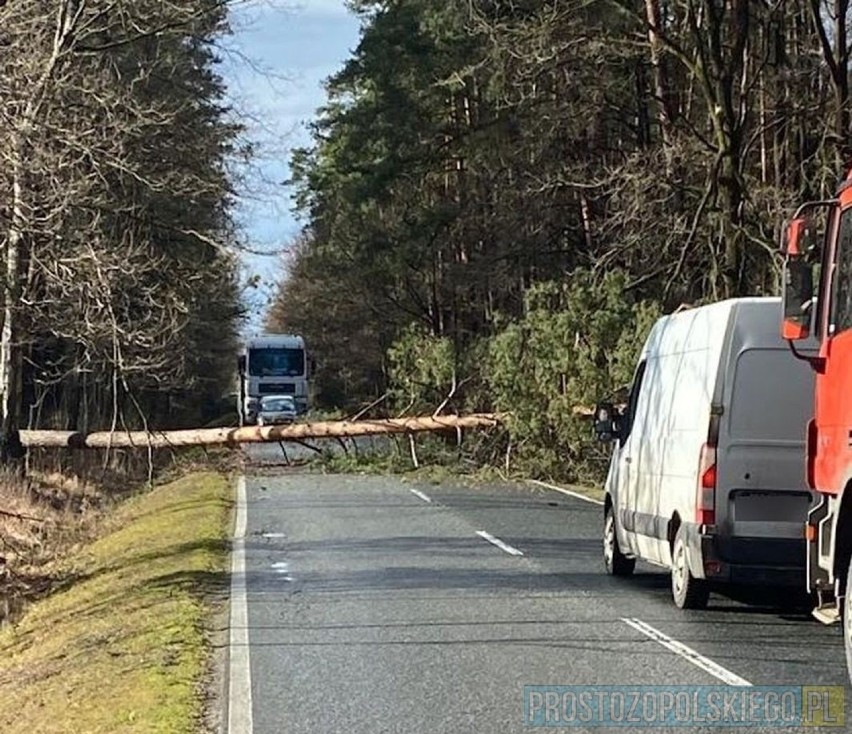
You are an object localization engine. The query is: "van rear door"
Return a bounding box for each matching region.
[714,347,814,571]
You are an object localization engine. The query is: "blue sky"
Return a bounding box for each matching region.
[221,1,361,323]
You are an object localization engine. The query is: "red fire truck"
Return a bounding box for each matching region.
[781,168,852,680]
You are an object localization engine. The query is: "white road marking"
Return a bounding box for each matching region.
[476,530,524,556]
[622,617,752,687]
[261,532,287,539]
[530,479,604,506]
[409,488,432,503]
[271,561,293,582]
[228,477,253,734]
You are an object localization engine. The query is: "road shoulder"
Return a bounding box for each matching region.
[0,471,232,734]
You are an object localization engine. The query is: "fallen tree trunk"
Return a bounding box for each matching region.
[20,413,501,449]
[572,403,627,417]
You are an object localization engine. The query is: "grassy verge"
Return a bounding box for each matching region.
[0,471,232,734]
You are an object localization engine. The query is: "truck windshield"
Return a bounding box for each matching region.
[248,348,305,377]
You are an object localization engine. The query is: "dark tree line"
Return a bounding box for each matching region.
[0,0,245,446]
[269,0,852,478]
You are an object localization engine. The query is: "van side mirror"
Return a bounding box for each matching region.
[594,402,621,443]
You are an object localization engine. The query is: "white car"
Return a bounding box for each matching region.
[257,395,297,426]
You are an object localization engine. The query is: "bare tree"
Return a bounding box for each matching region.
[0,0,244,461]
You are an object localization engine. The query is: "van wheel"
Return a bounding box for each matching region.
[671,527,709,609]
[604,506,635,576]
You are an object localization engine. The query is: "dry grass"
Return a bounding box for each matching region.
[0,445,240,624]
[0,471,232,734]
[0,468,108,623]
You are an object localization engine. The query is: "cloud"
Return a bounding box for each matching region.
[290,0,356,19]
[222,3,359,132]
[220,0,361,299]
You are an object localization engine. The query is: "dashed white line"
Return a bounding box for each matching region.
[530,479,604,506]
[270,561,293,582]
[622,617,752,686]
[261,532,287,539]
[409,488,432,503]
[228,477,253,734]
[476,530,524,556]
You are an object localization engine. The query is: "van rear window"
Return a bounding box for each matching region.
[728,349,813,441]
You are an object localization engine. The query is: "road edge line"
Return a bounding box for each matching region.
[530,479,604,506]
[228,476,253,734]
[621,617,752,687]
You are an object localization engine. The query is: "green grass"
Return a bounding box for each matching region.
[0,471,232,734]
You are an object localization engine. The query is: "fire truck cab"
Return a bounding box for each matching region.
[781,167,852,678]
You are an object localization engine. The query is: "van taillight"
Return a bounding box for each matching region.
[696,443,717,526]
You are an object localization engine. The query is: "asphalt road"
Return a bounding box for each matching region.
[244,435,387,468]
[230,464,851,733]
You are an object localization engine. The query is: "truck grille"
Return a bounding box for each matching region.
[258,383,296,395]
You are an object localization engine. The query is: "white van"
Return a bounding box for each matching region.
[597,297,816,608]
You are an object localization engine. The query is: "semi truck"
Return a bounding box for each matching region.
[237,334,309,424]
[780,166,852,680]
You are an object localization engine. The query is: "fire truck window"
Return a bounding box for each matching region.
[832,209,852,335]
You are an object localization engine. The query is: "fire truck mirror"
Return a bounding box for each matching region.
[783,215,823,259]
[783,218,806,256]
[782,258,814,340]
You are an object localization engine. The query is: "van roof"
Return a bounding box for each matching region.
[663,296,779,320]
[654,297,780,327]
[643,297,786,359]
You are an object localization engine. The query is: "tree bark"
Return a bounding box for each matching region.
[0,131,26,461]
[644,0,676,162]
[20,413,502,449]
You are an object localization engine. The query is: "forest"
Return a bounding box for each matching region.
[268,0,851,480]
[0,0,242,456]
